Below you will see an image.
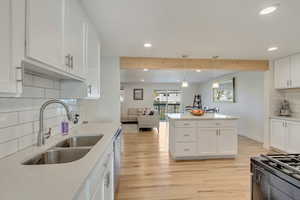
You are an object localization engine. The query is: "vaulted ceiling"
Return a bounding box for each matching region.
[82,0,300,60]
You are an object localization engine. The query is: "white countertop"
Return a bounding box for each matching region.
[0,121,120,200]
[166,113,239,120]
[270,115,300,122]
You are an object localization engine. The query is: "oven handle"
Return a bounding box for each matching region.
[255,167,265,185]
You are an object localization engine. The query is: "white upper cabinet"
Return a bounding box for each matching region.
[290,54,300,88]
[274,53,300,89]
[86,25,101,99]
[65,0,87,79]
[26,0,65,71]
[0,0,24,94]
[274,57,290,89]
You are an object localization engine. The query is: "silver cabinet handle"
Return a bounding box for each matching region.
[105,172,110,188]
[183,123,190,126]
[183,134,190,137]
[16,66,24,83]
[70,56,74,69]
[65,54,70,67]
[184,148,190,151]
[88,84,92,96]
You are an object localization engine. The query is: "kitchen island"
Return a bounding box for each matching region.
[167,113,239,160]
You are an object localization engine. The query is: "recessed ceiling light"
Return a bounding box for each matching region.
[268,46,278,52]
[196,69,202,72]
[141,79,145,82]
[144,43,152,48]
[259,5,278,15]
[143,68,149,72]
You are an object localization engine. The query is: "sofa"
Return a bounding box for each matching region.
[121,108,160,133]
[121,108,145,123]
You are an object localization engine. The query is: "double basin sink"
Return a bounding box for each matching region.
[23,135,103,165]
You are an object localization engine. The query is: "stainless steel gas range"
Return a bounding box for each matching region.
[251,154,300,200]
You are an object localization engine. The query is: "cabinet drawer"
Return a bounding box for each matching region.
[175,120,196,127]
[175,127,196,142]
[175,142,197,156]
[198,120,237,127]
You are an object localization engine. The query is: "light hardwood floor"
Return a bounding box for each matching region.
[116,123,271,200]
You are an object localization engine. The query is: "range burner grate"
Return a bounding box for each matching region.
[262,154,300,178]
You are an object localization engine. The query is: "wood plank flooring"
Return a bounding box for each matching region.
[116,123,271,200]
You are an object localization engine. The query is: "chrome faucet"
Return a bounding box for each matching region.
[37,99,79,146]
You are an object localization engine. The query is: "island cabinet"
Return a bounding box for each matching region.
[167,114,238,160]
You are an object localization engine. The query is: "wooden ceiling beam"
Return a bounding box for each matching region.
[120,57,269,71]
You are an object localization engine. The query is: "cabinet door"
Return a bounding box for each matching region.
[198,128,218,155]
[274,57,290,89]
[290,54,300,88]
[26,0,65,70]
[286,121,300,153]
[91,171,105,200]
[270,120,286,151]
[86,25,101,98]
[0,0,18,94]
[65,0,87,78]
[218,128,237,155]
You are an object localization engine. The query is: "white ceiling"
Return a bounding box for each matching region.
[120,69,237,83]
[82,0,300,60]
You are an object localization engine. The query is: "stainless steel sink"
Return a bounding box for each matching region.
[23,148,91,165]
[55,135,103,148]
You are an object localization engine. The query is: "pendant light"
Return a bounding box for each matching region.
[181,55,189,88]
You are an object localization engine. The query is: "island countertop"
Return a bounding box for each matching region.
[166,113,239,120]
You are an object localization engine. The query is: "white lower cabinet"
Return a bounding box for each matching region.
[170,120,238,160]
[198,128,218,155]
[270,119,286,151]
[270,119,300,153]
[91,153,114,200]
[74,143,114,200]
[218,128,237,155]
[286,121,300,153]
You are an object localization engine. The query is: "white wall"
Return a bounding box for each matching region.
[121,82,199,115]
[199,71,265,142]
[80,56,120,122]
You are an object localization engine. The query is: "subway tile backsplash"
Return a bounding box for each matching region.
[0,73,79,159]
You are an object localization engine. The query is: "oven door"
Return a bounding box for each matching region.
[252,166,270,200]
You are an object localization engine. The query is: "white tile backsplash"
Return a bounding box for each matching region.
[0,112,18,128]
[0,126,18,144]
[0,140,18,158]
[22,86,44,98]
[0,73,79,159]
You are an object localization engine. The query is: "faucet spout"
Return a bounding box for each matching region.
[37,99,74,146]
